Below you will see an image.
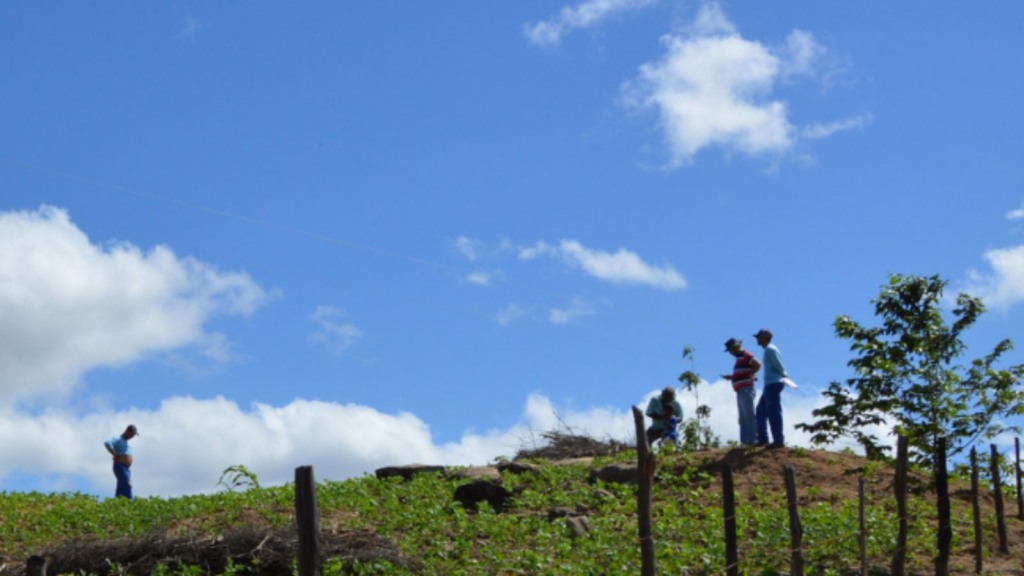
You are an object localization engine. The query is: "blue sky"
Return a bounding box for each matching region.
[2,1,1023,497]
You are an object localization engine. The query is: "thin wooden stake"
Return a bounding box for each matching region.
[783,464,804,576]
[990,444,1009,554]
[295,465,319,576]
[970,447,983,574]
[26,556,47,576]
[934,437,950,576]
[891,435,909,576]
[1016,437,1023,520]
[722,463,738,576]
[858,478,867,576]
[632,406,656,576]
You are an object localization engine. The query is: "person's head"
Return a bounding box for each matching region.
[122,424,139,440]
[660,386,676,404]
[754,329,773,347]
[724,338,743,356]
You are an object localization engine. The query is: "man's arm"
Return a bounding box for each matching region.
[750,357,761,374]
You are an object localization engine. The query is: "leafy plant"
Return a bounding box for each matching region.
[218,464,261,492]
[677,345,721,451]
[796,273,1024,468]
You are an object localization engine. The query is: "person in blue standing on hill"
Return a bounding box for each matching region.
[104,424,138,499]
[754,329,788,447]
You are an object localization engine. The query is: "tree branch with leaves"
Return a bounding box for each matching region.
[796,274,1024,468]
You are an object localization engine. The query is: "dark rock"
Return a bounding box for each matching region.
[453,480,512,513]
[589,463,638,485]
[375,464,446,481]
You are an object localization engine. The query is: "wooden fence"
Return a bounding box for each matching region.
[631,405,1023,576]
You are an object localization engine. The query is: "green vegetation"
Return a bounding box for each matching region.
[2,447,1020,575]
[676,345,720,451]
[798,273,1024,468]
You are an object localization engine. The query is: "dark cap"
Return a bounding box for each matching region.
[124,424,139,436]
[754,329,773,340]
[724,338,741,352]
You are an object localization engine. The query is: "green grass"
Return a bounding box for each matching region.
[0,450,1019,575]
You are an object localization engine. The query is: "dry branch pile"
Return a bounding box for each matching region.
[513,430,632,461]
[37,526,417,576]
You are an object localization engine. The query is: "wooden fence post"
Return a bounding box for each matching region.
[26,555,47,576]
[295,465,319,576]
[783,464,804,576]
[891,435,909,576]
[858,478,867,576]
[722,463,738,576]
[1016,437,1023,520]
[989,444,1009,554]
[970,447,982,574]
[632,406,656,576]
[934,437,950,576]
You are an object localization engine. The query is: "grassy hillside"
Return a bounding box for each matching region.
[1,443,1022,575]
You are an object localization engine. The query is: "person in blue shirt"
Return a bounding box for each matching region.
[645,387,683,447]
[104,424,138,499]
[754,329,788,447]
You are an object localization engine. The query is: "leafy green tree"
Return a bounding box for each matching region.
[797,274,1024,467]
[677,345,720,450]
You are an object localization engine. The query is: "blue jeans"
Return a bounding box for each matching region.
[113,463,133,499]
[756,382,785,445]
[736,386,757,445]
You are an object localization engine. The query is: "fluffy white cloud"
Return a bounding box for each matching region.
[453,236,480,261]
[496,303,525,326]
[549,296,597,324]
[1006,204,1024,221]
[0,386,900,497]
[962,245,1024,309]
[0,206,272,405]
[520,239,686,290]
[621,3,834,167]
[524,0,657,47]
[802,114,872,140]
[309,306,363,355]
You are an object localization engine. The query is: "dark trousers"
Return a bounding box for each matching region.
[756,382,785,445]
[113,462,132,499]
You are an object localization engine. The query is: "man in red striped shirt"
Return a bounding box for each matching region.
[722,338,760,446]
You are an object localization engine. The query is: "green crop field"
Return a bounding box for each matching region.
[1,446,1021,575]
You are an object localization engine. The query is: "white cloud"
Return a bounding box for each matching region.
[496,303,525,326]
[519,239,686,290]
[0,394,636,497]
[1006,204,1024,221]
[525,0,657,47]
[549,296,597,324]
[962,245,1024,309]
[0,385,905,497]
[0,206,272,405]
[802,114,872,140]
[621,2,834,167]
[309,306,363,355]
[453,236,480,261]
[178,15,202,41]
